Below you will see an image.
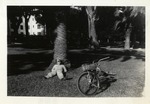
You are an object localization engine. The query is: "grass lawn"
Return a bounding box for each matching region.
[7,47,145,97]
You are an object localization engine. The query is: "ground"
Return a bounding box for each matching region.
[7,47,145,97]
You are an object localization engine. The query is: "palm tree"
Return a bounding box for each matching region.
[45,7,70,72]
[114,7,145,49]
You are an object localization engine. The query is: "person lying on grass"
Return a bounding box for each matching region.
[45,59,67,80]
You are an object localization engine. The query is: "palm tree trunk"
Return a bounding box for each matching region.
[45,22,70,72]
[54,23,67,60]
[124,26,132,49]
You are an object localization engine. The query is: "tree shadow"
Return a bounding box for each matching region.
[8,47,145,76]
[68,48,145,69]
[121,56,132,62]
[107,55,121,61]
[7,52,53,76]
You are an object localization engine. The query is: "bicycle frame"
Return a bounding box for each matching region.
[77,57,112,96]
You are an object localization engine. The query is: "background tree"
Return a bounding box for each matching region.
[7,6,22,43]
[70,6,99,49]
[114,6,145,49]
[85,6,99,49]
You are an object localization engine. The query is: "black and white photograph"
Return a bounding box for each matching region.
[7,6,145,97]
[0,0,150,104]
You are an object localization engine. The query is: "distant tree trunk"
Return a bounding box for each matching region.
[46,23,49,36]
[124,24,132,49]
[86,6,99,49]
[8,19,17,44]
[8,16,21,44]
[131,30,137,48]
[24,16,29,37]
[8,19,11,43]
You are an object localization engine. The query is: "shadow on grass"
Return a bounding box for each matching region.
[80,74,117,96]
[8,47,145,76]
[96,77,117,95]
[8,52,53,76]
[68,49,145,68]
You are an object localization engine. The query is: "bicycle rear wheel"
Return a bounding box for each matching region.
[77,72,99,96]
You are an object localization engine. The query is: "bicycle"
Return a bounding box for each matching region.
[77,57,116,96]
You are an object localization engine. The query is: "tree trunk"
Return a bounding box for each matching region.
[86,6,99,48]
[90,17,98,46]
[25,17,29,37]
[131,32,136,48]
[124,26,132,49]
[45,22,70,73]
[54,23,67,60]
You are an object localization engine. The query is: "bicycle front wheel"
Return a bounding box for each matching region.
[77,72,99,96]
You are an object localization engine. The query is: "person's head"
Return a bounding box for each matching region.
[56,59,61,65]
